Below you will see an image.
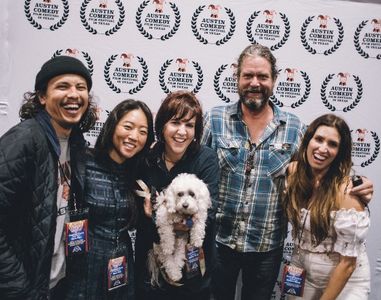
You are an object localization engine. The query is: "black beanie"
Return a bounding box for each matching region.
[34,55,93,91]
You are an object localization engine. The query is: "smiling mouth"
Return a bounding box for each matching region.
[63,103,81,112]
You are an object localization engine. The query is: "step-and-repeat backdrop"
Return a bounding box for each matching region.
[1,0,380,299]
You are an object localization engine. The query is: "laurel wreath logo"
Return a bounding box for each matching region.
[301,16,344,55]
[50,0,69,31]
[270,70,311,108]
[321,74,362,112]
[128,56,149,94]
[136,0,153,39]
[159,59,173,94]
[191,6,235,45]
[80,0,97,34]
[24,0,69,31]
[354,20,370,59]
[321,74,336,111]
[104,55,148,94]
[192,61,204,93]
[291,71,311,108]
[360,132,380,167]
[158,59,203,94]
[213,64,231,103]
[105,0,125,36]
[80,0,125,35]
[136,1,181,41]
[323,18,344,55]
[246,11,290,50]
[215,8,236,46]
[300,16,317,54]
[354,20,381,60]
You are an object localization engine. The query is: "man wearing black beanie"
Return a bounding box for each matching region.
[0,55,97,299]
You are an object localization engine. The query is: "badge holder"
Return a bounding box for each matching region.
[281,263,306,297]
[107,237,128,291]
[65,194,89,256]
[184,244,206,280]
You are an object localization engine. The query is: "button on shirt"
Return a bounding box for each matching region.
[202,102,305,252]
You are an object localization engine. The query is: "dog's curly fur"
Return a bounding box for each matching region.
[148,173,211,284]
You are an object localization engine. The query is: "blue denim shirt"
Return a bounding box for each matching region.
[202,101,305,252]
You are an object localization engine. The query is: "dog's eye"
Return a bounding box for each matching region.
[177,192,184,197]
[188,190,195,197]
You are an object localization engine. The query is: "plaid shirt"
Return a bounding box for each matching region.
[202,102,305,252]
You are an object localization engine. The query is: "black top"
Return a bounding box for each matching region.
[134,144,220,298]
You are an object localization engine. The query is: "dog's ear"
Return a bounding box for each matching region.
[197,182,212,210]
[164,188,177,213]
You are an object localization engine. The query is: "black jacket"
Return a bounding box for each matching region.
[0,111,86,299]
[135,144,220,298]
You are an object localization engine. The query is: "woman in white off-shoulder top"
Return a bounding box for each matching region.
[284,114,370,300]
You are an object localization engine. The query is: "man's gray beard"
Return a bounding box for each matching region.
[240,96,268,112]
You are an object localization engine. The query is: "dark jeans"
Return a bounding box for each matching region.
[212,243,283,300]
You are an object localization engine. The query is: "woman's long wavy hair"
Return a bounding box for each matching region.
[284,114,353,246]
[19,89,97,133]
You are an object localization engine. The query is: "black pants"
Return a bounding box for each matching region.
[49,278,67,300]
[212,243,283,300]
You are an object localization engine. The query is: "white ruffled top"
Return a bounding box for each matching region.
[295,208,370,257]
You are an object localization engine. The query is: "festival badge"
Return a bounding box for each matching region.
[107,256,128,290]
[184,244,205,280]
[281,264,306,297]
[65,219,89,255]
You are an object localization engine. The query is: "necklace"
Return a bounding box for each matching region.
[163,153,178,164]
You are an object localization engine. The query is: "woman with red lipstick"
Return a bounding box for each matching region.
[283,114,370,300]
[65,99,154,300]
[134,91,220,300]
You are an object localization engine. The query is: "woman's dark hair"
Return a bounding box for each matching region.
[94,99,154,160]
[19,90,97,133]
[154,90,203,155]
[285,113,353,246]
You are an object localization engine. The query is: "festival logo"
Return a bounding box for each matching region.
[159,58,203,94]
[300,15,344,55]
[80,0,125,35]
[320,72,363,112]
[104,52,149,94]
[246,10,290,51]
[135,0,181,40]
[351,128,379,167]
[354,18,381,59]
[191,4,236,45]
[213,62,239,103]
[24,0,69,31]
[52,48,94,75]
[270,67,311,108]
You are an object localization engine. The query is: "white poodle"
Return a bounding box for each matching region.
[149,173,211,284]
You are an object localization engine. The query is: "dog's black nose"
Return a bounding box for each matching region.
[182,202,189,208]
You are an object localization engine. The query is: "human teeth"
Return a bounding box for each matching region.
[64,104,79,110]
[314,153,325,161]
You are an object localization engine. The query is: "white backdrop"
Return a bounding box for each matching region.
[1,0,380,299]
